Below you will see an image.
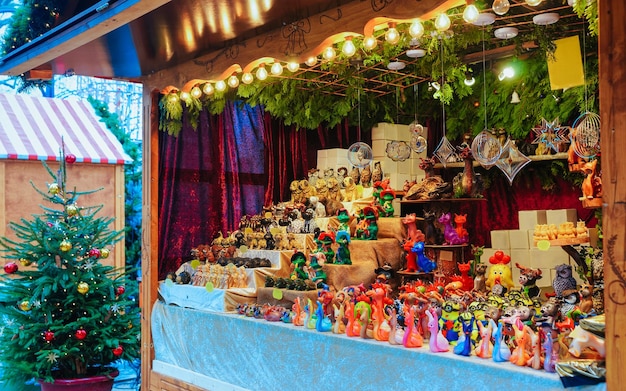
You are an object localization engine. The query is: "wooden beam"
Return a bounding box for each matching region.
[599,0,626,389]
[0,0,171,77]
[142,0,463,91]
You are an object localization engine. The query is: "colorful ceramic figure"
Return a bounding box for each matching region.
[380,188,396,217]
[317,231,336,264]
[426,307,450,353]
[335,230,352,265]
[315,301,333,332]
[438,212,469,245]
[402,240,418,272]
[492,319,512,363]
[358,206,378,240]
[485,250,515,293]
[336,208,351,233]
[515,262,543,299]
[402,305,424,348]
[453,314,474,356]
[308,252,327,287]
[411,241,436,273]
[290,251,308,280]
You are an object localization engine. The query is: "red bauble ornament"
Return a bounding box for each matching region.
[112,345,124,356]
[115,286,126,296]
[4,262,18,274]
[65,154,77,164]
[44,330,55,342]
[88,248,101,258]
[75,329,87,340]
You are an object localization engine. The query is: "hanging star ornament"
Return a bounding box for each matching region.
[531,118,570,153]
[433,136,456,168]
[496,139,532,185]
[46,352,59,363]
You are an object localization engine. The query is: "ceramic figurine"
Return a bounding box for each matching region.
[361,206,379,240]
[402,240,418,272]
[354,301,372,339]
[509,324,531,367]
[344,301,358,337]
[453,315,474,356]
[439,300,462,344]
[335,230,351,265]
[336,166,348,188]
[454,213,469,239]
[457,261,474,291]
[327,177,343,202]
[485,250,515,293]
[515,262,543,298]
[380,188,396,217]
[426,307,450,353]
[473,263,488,293]
[360,164,372,187]
[542,329,557,372]
[369,282,393,341]
[492,319,512,363]
[309,196,326,218]
[526,328,543,370]
[264,231,275,250]
[388,307,403,345]
[315,301,333,332]
[315,178,329,203]
[474,317,494,358]
[292,297,305,327]
[422,210,440,245]
[336,208,351,233]
[401,213,425,243]
[349,166,361,186]
[552,263,577,298]
[372,161,383,184]
[304,298,317,329]
[290,180,302,203]
[317,231,335,264]
[332,292,347,334]
[343,177,359,201]
[438,212,468,245]
[402,305,424,348]
[300,208,318,234]
[290,251,308,280]
[308,252,327,287]
[411,241,436,273]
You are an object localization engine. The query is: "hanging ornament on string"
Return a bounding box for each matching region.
[471,25,502,168]
[531,118,570,153]
[496,139,532,185]
[347,88,374,168]
[571,112,600,159]
[432,38,456,167]
[409,84,427,154]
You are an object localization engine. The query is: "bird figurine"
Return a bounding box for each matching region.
[552,263,577,298]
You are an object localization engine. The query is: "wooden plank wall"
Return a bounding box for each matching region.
[600,1,626,389]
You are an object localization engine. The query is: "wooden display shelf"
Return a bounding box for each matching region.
[400,197,486,204]
[424,243,470,249]
[533,237,590,247]
[432,152,568,169]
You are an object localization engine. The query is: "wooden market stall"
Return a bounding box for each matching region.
[0,93,130,271]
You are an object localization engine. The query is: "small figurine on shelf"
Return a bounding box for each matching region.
[315,301,333,332]
[402,240,418,272]
[438,212,469,245]
[290,251,309,280]
[317,231,336,264]
[401,213,425,243]
[411,241,436,273]
[426,307,450,353]
[361,206,379,240]
[343,177,359,201]
[372,161,383,184]
[309,196,326,218]
[380,188,396,217]
[454,214,469,239]
[360,164,372,187]
[457,261,474,291]
[336,208,351,233]
[552,263,577,299]
[335,230,352,265]
[473,263,488,293]
[264,231,275,250]
[423,210,441,245]
[515,262,543,299]
[308,252,327,287]
[349,166,361,186]
[300,208,318,234]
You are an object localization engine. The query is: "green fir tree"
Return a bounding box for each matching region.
[0,152,140,386]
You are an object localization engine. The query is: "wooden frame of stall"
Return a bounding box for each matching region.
[140,1,626,390]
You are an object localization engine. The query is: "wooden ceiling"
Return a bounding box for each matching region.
[0,0,587,95]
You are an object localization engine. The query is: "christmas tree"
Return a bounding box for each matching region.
[0,151,140,386]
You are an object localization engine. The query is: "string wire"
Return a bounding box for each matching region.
[440,38,446,137]
[482,26,488,131]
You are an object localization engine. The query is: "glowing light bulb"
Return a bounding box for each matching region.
[190,86,202,98]
[363,36,377,50]
[463,3,480,23]
[342,37,356,57]
[492,0,510,15]
[434,13,451,31]
[256,65,268,80]
[202,83,214,95]
[502,66,515,78]
[525,0,542,5]
[385,23,400,44]
[215,80,227,92]
[227,75,239,88]
[567,0,577,6]
[305,56,318,66]
[409,20,424,39]
[322,46,336,60]
[270,62,283,75]
[242,72,254,84]
[286,62,300,72]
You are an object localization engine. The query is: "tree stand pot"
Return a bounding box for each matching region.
[38,369,119,391]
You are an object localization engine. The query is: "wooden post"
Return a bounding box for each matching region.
[599,1,626,389]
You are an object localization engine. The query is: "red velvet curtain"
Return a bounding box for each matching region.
[158,101,266,279]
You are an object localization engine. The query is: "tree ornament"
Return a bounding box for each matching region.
[112,345,124,357]
[77,282,90,295]
[115,286,126,296]
[4,262,18,274]
[127,321,133,329]
[44,330,55,342]
[88,248,101,258]
[496,139,531,185]
[59,240,72,252]
[66,204,79,216]
[100,248,110,259]
[19,300,32,311]
[65,153,77,164]
[75,329,87,340]
[48,183,60,195]
[531,118,570,153]
[19,258,32,266]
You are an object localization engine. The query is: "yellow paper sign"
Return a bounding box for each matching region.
[272,288,283,300]
[547,36,584,90]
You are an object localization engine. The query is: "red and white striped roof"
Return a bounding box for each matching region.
[0,94,131,164]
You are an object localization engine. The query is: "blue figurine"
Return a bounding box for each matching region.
[335,230,352,265]
[453,314,474,356]
[411,241,436,273]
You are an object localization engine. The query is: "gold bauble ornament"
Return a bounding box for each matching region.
[60,240,72,252]
[19,300,32,311]
[66,204,79,216]
[100,248,110,259]
[48,183,60,195]
[19,258,32,266]
[77,282,89,295]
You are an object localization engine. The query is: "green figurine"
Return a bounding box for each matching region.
[335,230,352,265]
[380,188,396,217]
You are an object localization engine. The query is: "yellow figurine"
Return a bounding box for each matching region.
[485,250,515,294]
